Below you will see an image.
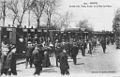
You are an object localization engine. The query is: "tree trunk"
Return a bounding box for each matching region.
[17,21,22,28]
[47,14,51,29]
[28,10,30,27]
[13,20,15,26]
[12,17,16,27]
[18,12,25,28]
[37,18,40,28]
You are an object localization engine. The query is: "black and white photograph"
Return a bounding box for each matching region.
[0,0,120,77]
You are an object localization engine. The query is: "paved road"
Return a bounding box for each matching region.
[1,44,120,77]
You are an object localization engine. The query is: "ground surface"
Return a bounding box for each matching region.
[1,44,120,77]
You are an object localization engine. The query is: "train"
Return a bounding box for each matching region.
[1,26,114,58]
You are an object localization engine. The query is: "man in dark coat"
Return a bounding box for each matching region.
[81,40,87,56]
[111,37,114,45]
[42,46,51,67]
[32,45,44,75]
[66,42,73,57]
[5,46,17,75]
[100,38,106,53]
[88,40,93,55]
[16,36,26,54]
[70,43,79,65]
[59,48,69,75]
[55,41,62,67]
[25,41,34,68]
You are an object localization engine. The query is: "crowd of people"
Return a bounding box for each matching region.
[0,36,115,76]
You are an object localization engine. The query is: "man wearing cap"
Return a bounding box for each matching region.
[25,41,34,68]
[70,43,79,65]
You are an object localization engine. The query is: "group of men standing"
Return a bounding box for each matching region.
[0,41,17,76]
[0,36,111,76]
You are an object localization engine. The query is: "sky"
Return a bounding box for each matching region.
[58,0,120,31]
[1,0,120,31]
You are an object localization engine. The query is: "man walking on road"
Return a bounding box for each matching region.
[81,40,87,56]
[32,45,44,75]
[70,43,79,65]
[55,40,61,67]
[59,48,69,75]
[100,38,106,53]
[5,45,17,75]
[25,41,34,68]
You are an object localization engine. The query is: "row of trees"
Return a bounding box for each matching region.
[0,0,94,31]
[0,0,72,29]
[113,8,120,32]
[76,19,94,31]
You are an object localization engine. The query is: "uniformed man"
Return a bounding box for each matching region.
[32,45,44,75]
[59,48,69,75]
[25,41,34,68]
[70,43,79,65]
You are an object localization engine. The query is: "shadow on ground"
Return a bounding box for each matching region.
[42,68,58,73]
[75,63,85,65]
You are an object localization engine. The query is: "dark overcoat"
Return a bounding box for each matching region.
[32,49,44,64]
[26,46,34,57]
[59,52,69,70]
[4,51,16,69]
[70,45,79,58]
[100,40,106,49]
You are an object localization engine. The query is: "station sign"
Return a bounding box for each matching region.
[23,29,28,32]
[7,28,12,31]
[37,29,42,32]
[81,28,86,31]
[44,30,47,32]
[30,29,35,32]
[84,32,88,33]
[68,32,71,33]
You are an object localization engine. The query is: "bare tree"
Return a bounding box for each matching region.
[0,0,7,27]
[113,8,120,32]
[0,9,3,21]
[77,20,88,28]
[76,19,93,31]
[44,0,59,28]
[52,15,61,29]
[51,11,72,30]
[7,0,32,27]
[7,0,18,26]
[60,11,72,29]
[17,0,31,27]
[32,0,46,28]
[27,0,34,27]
